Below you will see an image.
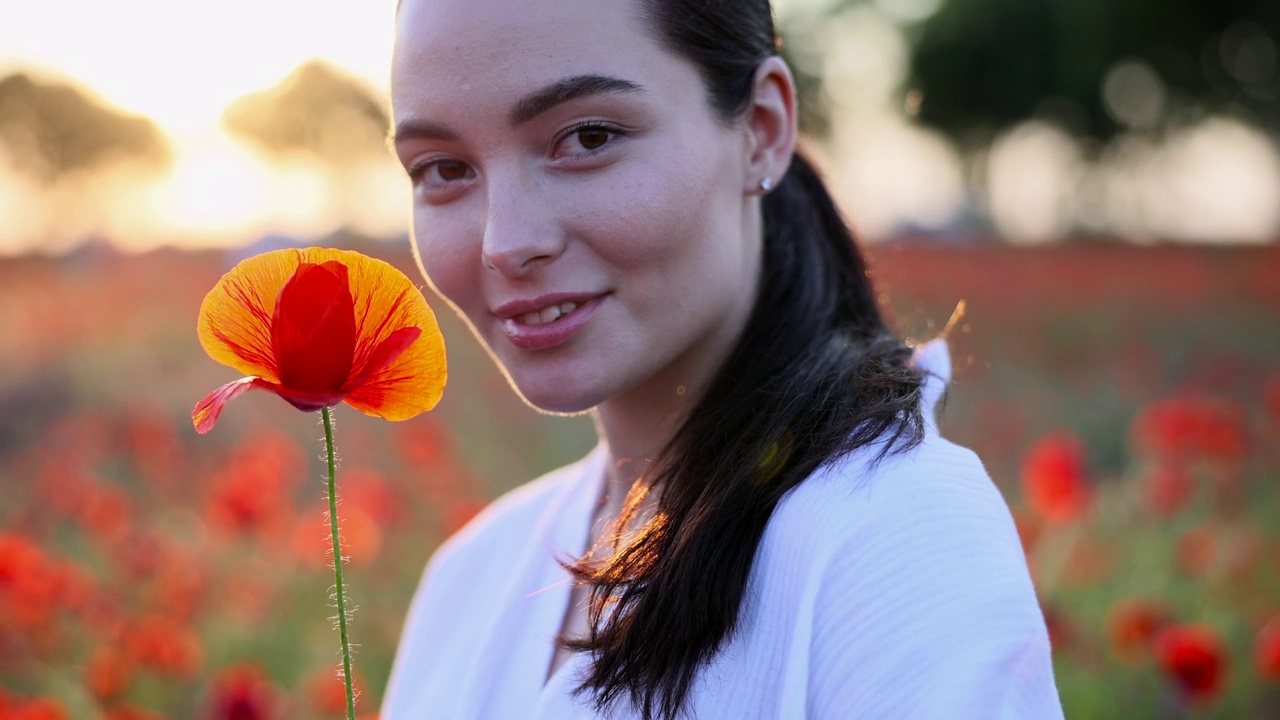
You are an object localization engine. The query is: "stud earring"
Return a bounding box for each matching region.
[759,177,774,192]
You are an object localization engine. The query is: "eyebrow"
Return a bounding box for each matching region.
[508,74,643,126]
[393,74,644,146]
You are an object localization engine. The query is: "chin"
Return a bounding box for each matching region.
[510,382,600,417]
[499,367,610,417]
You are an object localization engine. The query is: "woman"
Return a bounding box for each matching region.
[384,0,1063,717]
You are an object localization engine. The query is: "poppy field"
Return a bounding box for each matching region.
[1,240,1278,718]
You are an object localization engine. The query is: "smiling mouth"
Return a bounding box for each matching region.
[515,301,579,326]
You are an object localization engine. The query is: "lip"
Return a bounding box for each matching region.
[494,292,607,351]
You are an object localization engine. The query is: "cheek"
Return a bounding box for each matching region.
[412,209,482,313]
[566,159,732,271]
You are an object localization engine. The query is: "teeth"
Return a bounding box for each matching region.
[518,302,579,326]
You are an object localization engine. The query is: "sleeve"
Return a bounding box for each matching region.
[805,449,1065,720]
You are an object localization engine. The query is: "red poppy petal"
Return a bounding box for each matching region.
[197,250,307,383]
[271,386,349,413]
[349,326,422,386]
[192,377,273,434]
[291,248,446,421]
[271,260,357,393]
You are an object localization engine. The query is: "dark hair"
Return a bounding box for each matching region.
[559,2,927,719]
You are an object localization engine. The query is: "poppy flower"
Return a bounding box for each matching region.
[0,696,68,720]
[304,666,365,716]
[1176,525,1220,578]
[1130,397,1248,463]
[193,248,446,434]
[1153,623,1228,706]
[1266,373,1280,425]
[1020,432,1091,524]
[1105,598,1173,664]
[205,663,278,720]
[1142,462,1196,518]
[1257,615,1280,681]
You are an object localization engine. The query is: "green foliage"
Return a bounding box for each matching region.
[906,0,1280,140]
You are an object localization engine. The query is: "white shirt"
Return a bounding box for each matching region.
[382,340,1065,718]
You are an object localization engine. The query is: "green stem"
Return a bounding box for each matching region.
[322,406,357,720]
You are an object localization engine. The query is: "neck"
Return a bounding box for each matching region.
[589,204,765,527]
[589,386,687,524]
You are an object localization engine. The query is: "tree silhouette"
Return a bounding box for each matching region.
[811,0,1278,143]
[0,73,170,184]
[222,61,391,167]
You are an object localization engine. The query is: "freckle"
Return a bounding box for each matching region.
[676,385,686,396]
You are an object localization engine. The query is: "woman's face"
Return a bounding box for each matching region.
[391,0,763,414]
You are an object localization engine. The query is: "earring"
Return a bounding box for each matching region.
[759,177,774,192]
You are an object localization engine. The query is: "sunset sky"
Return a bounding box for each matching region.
[1,0,1276,254]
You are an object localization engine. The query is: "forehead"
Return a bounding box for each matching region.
[392,0,680,115]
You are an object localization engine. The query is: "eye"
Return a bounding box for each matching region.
[406,158,475,192]
[554,122,624,159]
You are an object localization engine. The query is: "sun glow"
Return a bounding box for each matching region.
[0,0,403,254]
[0,0,396,134]
[0,0,1275,252]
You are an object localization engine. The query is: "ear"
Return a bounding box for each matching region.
[742,56,798,196]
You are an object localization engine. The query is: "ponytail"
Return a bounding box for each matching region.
[561,147,926,719]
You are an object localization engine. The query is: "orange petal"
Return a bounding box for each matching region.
[287,249,446,421]
[197,249,307,382]
[193,377,273,434]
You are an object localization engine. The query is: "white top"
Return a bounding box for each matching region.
[382,340,1065,719]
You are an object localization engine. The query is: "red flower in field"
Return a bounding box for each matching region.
[1020,432,1091,524]
[0,696,68,720]
[48,560,96,615]
[1010,509,1042,556]
[441,495,488,537]
[1106,598,1174,664]
[204,463,293,538]
[78,481,132,542]
[1177,525,1220,577]
[340,467,402,525]
[229,431,307,489]
[304,666,365,715]
[205,663,278,720]
[292,502,384,567]
[122,408,184,487]
[1257,615,1280,681]
[0,531,59,631]
[1153,623,1228,705]
[150,552,206,621]
[193,248,447,434]
[1130,397,1248,462]
[1264,374,1280,424]
[86,646,135,701]
[102,705,166,720]
[1142,462,1196,518]
[123,614,203,678]
[1040,603,1072,655]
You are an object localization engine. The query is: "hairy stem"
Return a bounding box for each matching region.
[322,406,357,720]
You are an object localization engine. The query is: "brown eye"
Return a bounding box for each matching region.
[577,128,610,150]
[437,161,469,181]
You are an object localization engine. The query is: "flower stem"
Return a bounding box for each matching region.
[322,406,357,720]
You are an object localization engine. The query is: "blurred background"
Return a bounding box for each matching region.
[0,0,1277,718]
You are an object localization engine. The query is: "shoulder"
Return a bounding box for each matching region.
[771,429,1019,568]
[768,341,1062,717]
[382,447,601,716]
[770,338,1017,562]
[427,445,599,577]
[791,436,1062,718]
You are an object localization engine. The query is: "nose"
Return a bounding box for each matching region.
[481,170,565,278]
